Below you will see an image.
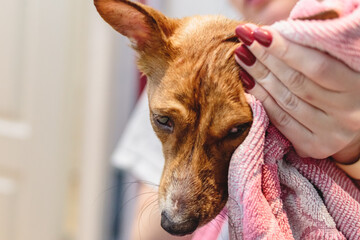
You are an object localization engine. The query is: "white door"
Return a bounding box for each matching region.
[0,1,81,239]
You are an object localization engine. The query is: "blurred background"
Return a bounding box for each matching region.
[0,1,239,240]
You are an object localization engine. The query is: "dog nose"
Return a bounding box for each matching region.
[160,211,199,236]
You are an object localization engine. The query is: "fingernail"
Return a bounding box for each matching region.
[234,44,256,66]
[235,24,254,45]
[253,28,272,47]
[239,69,255,90]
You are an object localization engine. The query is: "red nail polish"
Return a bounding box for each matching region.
[234,44,256,66]
[235,25,254,45]
[239,69,255,90]
[253,28,272,47]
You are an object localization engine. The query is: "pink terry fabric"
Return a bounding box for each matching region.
[192,0,360,239]
[272,0,360,71]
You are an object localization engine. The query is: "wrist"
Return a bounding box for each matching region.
[335,158,360,180]
[332,132,360,180]
[332,132,360,164]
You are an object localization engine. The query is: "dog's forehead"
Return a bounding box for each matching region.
[154,65,247,121]
[172,15,239,48]
[149,15,248,122]
[176,16,229,38]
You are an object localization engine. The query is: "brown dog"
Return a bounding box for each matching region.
[95,0,252,236]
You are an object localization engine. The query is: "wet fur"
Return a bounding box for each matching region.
[95,0,252,235]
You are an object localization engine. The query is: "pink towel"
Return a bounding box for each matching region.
[272,0,360,71]
[193,0,360,239]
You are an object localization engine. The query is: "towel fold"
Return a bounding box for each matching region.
[193,0,360,239]
[272,0,360,71]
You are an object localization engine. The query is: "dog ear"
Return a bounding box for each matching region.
[94,0,177,50]
[94,0,179,80]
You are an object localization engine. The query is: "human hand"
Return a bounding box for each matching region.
[234,24,360,164]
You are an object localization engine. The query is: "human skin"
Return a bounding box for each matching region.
[234,24,360,164]
[231,0,360,164]
[131,1,360,239]
[229,0,298,25]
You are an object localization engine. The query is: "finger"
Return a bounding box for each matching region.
[241,73,314,157]
[244,39,342,111]
[252,26,359,91]
[235,24,345,110]
[235,49,329,130]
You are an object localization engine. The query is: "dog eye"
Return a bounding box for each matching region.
[154,115,173,131]
[227,123,250,138]
[157,116,169,124]
[229,127,240,134]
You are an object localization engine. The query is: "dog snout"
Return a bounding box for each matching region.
[161,210,199,236]
[159,191,200,235]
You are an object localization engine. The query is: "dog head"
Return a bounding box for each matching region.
[95,0,252,236]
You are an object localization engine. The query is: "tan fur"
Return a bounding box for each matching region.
[95,0,252,236]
